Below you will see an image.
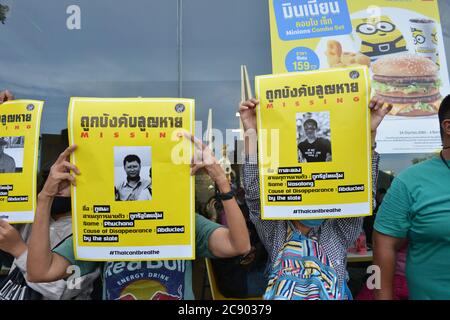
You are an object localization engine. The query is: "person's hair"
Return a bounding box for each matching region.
[123,154,141,166]
[303,119,318,129]
[439,95,450,139]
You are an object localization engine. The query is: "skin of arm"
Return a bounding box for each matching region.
[186,133,251,258]
[373,230,405,300]
[0,220,27,259]
[27,146,79,282]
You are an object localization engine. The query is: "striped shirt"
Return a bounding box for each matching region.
[242,153,380,288]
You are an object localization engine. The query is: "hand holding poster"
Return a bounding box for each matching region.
[0,100,43,223]
[269,0,449,154]
[68,98,195,261]
[256,67,372,219]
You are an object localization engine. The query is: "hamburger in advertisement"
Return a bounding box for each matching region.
[372,54,441,116]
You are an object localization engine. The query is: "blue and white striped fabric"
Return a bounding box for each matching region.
[264,223,344,300]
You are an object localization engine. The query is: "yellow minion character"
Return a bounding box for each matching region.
[432,27,440,68]
[432,27,438,45]
[411,27,426,45]
[353,16,407,59]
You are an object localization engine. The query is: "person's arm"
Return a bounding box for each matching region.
[373,177,412,300]
[13,248,72,300]
[0,221,77,299]
[373,231,405,300]
[0,220,27,259]
[187,134,250,258]
[207,179,251,257]
[239,99,284,255]
[27,145,79,282]
[325,98,390,247]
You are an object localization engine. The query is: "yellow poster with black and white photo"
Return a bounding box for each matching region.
[256,67,371,219]
[0,100,43,223]
[69,98,195,261]
[269,0,449,154]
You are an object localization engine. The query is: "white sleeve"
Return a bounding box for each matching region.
[13,249,69,300]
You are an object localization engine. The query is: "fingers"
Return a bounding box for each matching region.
[56,172,77,186]
[0,219,9,229]
[240,99,259,110]
[4,90,14,101]
[384,104,393,115]
[62,161,80,175]
[0,90,14,103]
[56,144,77,164]
[374,99,384,111]
[183,132,206,150]
[369,97,385,111]
[190,164,205,176]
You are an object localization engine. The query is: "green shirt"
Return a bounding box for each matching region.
[374,157,450,300]
[53,213,221,300]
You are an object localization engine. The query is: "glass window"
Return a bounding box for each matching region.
[0,0,179,134]
[0,0,449,175]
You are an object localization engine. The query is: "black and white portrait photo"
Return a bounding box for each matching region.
[114,146,152,201]
[0,136,25,173]
[296,112,332,163]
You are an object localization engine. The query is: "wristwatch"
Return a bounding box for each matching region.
[217,190,235,201]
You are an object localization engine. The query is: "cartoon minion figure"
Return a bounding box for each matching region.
[432,28,438,45]
[353,16,407,60]
[411,27,426,46]
[432,27,440,68]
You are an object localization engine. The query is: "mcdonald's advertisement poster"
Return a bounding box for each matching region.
[256,67,372,219]
[269,0,449,153]
[68,98,195,261]
[0,100,43,223]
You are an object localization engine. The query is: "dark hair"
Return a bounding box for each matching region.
[439,95,450,139]
[303,118,318,129]
[123,154,141,166]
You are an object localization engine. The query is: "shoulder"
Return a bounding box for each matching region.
[140,179,151,188]
[5,153,15,162]
[115,180,126,189]
[396,158,438,181]
[298,140,308,147]
[52,234,74,260]
[194,213,223,258]
[195,213,222,231]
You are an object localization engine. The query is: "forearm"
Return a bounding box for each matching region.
[242,155,262,222]
[27,193,56,281]
[372,151,380,209]
[244,129,257,157]
[15,248,69,299]
[217,182,250,255]
[373,231,398,300]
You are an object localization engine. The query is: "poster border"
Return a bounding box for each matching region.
[68,97,195,261]
[0,99,44,224]
[255,67,372,220]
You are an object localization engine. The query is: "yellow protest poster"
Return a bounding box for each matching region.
[256,67,371,219]
[268,0,449,154]
[68,98,195,261]
[0,100,43,223]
